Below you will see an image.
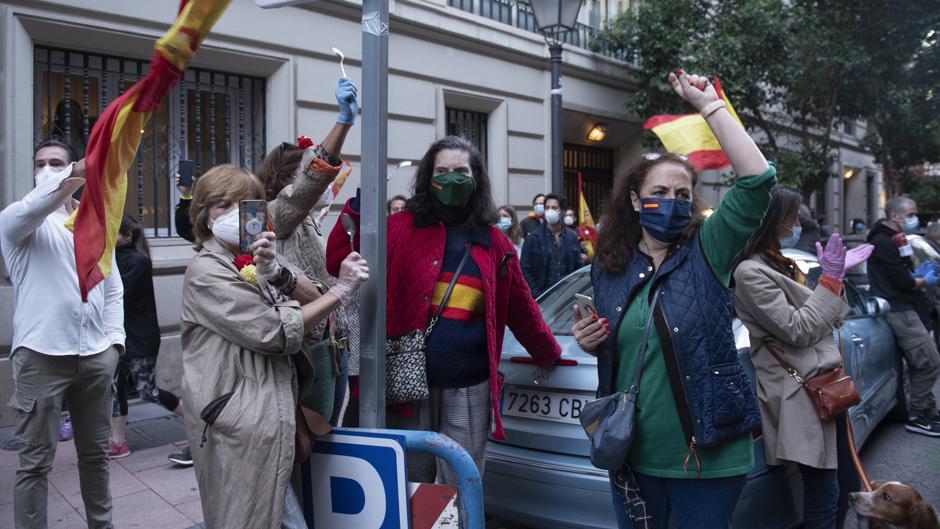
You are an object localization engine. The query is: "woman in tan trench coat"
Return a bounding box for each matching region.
[180,165,368,529]
[733,186,873,529]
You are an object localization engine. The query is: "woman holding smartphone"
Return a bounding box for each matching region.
[572,71,775,529]
[180,164,368,529]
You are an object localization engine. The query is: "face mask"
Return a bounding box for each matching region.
[34,164,66,188]
[779,225,802,249]
[544,209,561,225]
[902,216,919,233]
[854,223,865,233]
[431,171,476,207]
[497,217,512,231]
[638,198,692,242]
[564,215,576,226]
[210,208,240,246]
[534,204,545,216]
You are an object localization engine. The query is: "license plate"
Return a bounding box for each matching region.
[500,386,592,424]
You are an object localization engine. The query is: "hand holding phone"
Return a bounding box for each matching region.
[574,293,597,315]
[239,200,268,253]
[178,160,194,190]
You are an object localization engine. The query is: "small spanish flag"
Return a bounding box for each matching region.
[577,172,597,258]
[67,0,231,300]
[642,76,744,172]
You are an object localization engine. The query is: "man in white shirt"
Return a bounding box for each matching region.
[1,138,125,529]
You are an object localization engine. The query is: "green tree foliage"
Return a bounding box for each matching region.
[600,0,940,195]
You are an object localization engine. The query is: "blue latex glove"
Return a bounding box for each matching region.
[913,261,938,278]
[336,77,359,125]
[924,270,938,287]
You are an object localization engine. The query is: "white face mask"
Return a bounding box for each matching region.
[497,217,512,231]
[544,209,561,225]
[564,215,576,226]
[210,208,240,246]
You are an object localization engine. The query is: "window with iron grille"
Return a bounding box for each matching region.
[564,143,613,216]
[33,46,266,238]
[446,108,489,162]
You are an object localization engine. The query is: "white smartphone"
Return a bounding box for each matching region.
[574,293,597,315]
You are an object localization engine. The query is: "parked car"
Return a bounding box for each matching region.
[484,249,905,529]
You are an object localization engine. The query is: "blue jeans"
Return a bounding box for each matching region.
[610,472,747,529]
[797,414,860,529]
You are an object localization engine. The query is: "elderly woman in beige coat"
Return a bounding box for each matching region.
[181,164,368,529]
[734,187,873,529]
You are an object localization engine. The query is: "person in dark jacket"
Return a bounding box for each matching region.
[519,193,546,236]
[175,171,195,243]
[866,197,940,437]
[572,71,775,529]
[109,215,162,459]
[521,194,582,298]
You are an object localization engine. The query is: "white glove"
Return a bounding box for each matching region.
[249,231,282,280]
[328,252,369,304]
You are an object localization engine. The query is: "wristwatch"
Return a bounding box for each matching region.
[269,266,297,296]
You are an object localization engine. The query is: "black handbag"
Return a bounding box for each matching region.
[385,244,474,404]
[580,290,660,470]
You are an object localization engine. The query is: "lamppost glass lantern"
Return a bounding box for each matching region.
[529,0,584,43]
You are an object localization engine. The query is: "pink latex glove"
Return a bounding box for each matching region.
[816,234,846,280]
[843,244,874,276]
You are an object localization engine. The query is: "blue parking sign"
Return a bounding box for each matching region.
[301,430,410,529]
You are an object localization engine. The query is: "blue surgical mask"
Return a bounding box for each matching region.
[779,225,802,249]
[497,217,512,231]
[903,216,920,233]
[638,198,692,242]
[534,204,545,216]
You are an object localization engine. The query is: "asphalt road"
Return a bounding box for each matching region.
[487,379,940,529]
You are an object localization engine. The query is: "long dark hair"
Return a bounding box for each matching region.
[119,214,151,260]
[739,186,803,278]
[407,136,498,228]
[595,153,703,275]
[256,142,304,201]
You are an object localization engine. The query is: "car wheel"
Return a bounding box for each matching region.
[889,357,911,422]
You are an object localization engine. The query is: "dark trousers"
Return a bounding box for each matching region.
[610,472,747,529]
[797,414,860,529]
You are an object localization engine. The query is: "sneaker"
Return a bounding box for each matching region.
[108,440,131,459]
[168,447,193,466]
[57,418,73,442]
[905,413,940,437]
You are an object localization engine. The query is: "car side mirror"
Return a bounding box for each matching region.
[866,297,891,317]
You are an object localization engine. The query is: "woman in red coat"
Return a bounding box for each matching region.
[327,135,560,484]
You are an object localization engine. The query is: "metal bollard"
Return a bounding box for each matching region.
[383,429,485,529]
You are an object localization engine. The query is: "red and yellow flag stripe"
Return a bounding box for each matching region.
[577,172,596,258]
[67,0,231,300]
[642,76,744,171]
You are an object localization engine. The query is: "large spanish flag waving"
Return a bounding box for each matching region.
[577,172,597,258]
[67,0,231,300]
[642,76,744,171]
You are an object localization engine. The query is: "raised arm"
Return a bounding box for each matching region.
[0,161,86,246]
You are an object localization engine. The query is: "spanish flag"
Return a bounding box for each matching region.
[577,172,597,258]
[642,76,744,171]
[67,0,231,300]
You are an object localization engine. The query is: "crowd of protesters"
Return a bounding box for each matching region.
[3,67,940,529]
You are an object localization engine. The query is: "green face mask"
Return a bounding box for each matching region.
[431,171,476,207]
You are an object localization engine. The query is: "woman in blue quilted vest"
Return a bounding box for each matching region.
[572,70,776,529]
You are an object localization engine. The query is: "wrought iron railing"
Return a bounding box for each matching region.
[34,46,266,238]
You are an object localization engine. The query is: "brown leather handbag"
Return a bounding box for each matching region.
[762,335,860,422]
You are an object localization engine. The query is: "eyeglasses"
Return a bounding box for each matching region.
[643,152,688,161]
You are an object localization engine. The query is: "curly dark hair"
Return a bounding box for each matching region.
[407,136,498,228]
[256,142,304,201]
[595,153,705,275]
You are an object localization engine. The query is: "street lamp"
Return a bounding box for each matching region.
[528,0,585,195]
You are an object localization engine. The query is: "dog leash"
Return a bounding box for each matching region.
[844,413,873,492]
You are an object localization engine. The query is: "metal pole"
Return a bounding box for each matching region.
[549,43,564,195]
[359,0,389,428]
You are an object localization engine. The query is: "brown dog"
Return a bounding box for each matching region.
[849,481,940,529]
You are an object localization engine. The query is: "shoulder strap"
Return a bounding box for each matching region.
[760,339,806,386]
[628,288,661,394]
[426,243,474,336]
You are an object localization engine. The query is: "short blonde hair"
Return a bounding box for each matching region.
[189,164,265,250]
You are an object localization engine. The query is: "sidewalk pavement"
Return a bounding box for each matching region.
[1,402,204,529]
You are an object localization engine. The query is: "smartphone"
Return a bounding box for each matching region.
[178,160,194,188]
[574,293,597,315]
[239,200,267,253]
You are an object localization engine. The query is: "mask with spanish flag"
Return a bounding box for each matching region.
[431,171,476,207]
[639,198,692,242]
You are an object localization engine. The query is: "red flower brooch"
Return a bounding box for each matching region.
[234,253,258,286]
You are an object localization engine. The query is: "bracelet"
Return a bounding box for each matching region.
[314,144,342,167]
[700,99,726,119]
[179,194,193,201]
